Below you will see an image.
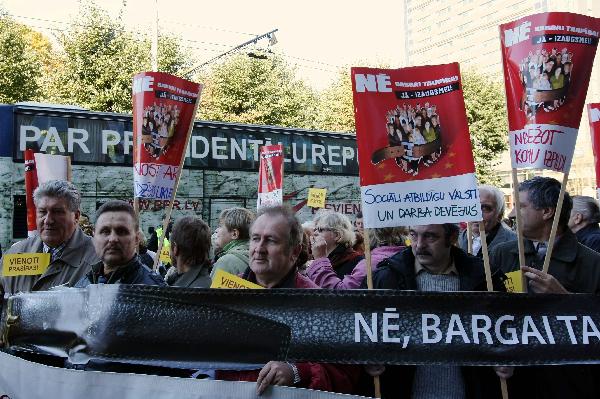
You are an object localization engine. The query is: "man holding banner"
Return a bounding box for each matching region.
[491,177,600,398]
[1,180,98,295]
[218,205,359,395]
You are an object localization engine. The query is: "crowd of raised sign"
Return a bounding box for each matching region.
[2,178,600,398]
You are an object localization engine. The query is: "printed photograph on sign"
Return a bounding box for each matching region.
[352,63,482,228]
[500,12,600,173]
[141,103,181,159]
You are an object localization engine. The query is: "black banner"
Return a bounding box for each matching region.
[3,286,600,369]
[532,34,598,46]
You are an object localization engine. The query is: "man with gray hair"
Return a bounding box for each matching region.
[459,184,516,256]
[568,195,600,253]
[1,180,98,294]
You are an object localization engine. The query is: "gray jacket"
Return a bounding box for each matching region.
[0,228,99,294]
[458,223,516,257]
[210,240,250,278]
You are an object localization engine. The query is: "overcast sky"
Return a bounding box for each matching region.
[2,0,406,90]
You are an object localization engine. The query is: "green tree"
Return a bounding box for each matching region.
[43,3,192,113]
[0,13,42,103]
[198,53,318,129]
[462,70,508,184]
[316,68,354,132]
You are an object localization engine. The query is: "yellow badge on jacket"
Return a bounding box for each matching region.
[210,269,264,289]
[2,253,51,276]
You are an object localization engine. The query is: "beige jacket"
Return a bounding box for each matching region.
[1,228,99,294]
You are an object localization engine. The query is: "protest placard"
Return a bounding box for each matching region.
[500,12,599,173]
[307,188,327,208]
[257,144,284,210]
[24,149,38,237]
[210,269,264,289]
[589,103,600,199]
[132,72,201,201]
[351,63,482,228]
[2,253,50,277]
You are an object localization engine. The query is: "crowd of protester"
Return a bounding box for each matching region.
[2,177,600,398]
[519,47,573,116]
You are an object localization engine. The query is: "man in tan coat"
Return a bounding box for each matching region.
[1,180,98,294]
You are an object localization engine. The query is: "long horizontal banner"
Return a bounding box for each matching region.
[3,286,600,367]
[0,351,362,399]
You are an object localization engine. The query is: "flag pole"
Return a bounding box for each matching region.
[363,227,381,398]
[152,85,202,271]
[542,172,569,274]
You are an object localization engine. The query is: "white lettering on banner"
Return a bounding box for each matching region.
[67,128,90,153]
[20,125,41,151]
[102,130,120,154]
[132,75,154,94]
[360,173,482,228]
[504,21,532,47]
[509,124,577,172]
[41,127,65,153]
[354,74,392,93]
[591,107,600,123]
[354,312,600,346]
[18,124,358,166]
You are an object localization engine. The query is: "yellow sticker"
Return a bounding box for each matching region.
[2,253,51,277]
[307,188,327,208]
[504,270,524,293]
[210,269,264,289]
[159,246,171,264]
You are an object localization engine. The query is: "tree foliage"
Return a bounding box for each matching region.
[198,53,318,129]
[0,13,42,103]
[316,69,354,132]
[43,3,191,113]
[462,70,508,184]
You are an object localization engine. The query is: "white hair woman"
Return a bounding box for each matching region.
[306,210,403,289]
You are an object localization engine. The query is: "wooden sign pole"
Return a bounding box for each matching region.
[363,227,381,398]
[542,172,569,274]
[480,221,508,399]
[466,222,473,254]
[511,168,527,292]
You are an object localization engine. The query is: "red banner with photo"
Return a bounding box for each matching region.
[132,72,202,200]
[500,12,600,173]
[588,103,600,199]
[351,63,482,228]
[257,144,284,209]
[24,149,38,237]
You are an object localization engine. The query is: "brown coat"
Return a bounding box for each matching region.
[0,228,99,294]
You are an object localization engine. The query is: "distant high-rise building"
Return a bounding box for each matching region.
[403,0,600,199]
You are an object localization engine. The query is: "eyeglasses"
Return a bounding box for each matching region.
[313,227,335,234]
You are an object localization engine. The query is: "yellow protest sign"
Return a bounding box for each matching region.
[159,246,171,264]
[2,253,51,277]
[211,269,264,289]
[307,188,327,208]
[504,270,524,293]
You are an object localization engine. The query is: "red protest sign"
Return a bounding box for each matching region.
[589,103,600,199]
[24,149,38,237]
[257,144,284,209]
[132,72,202,200]
[500,12,600,173]
[352,63,482,228]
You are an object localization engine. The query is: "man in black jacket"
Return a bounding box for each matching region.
[75,200,165,287]
[365,223,507,399]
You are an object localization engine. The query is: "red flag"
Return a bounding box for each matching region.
[352,63,481,228]
[24,149,38,237]
[588,103,600,199]
[257,144,284,209]
[132,72,202,200]
[500,12,600,173]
